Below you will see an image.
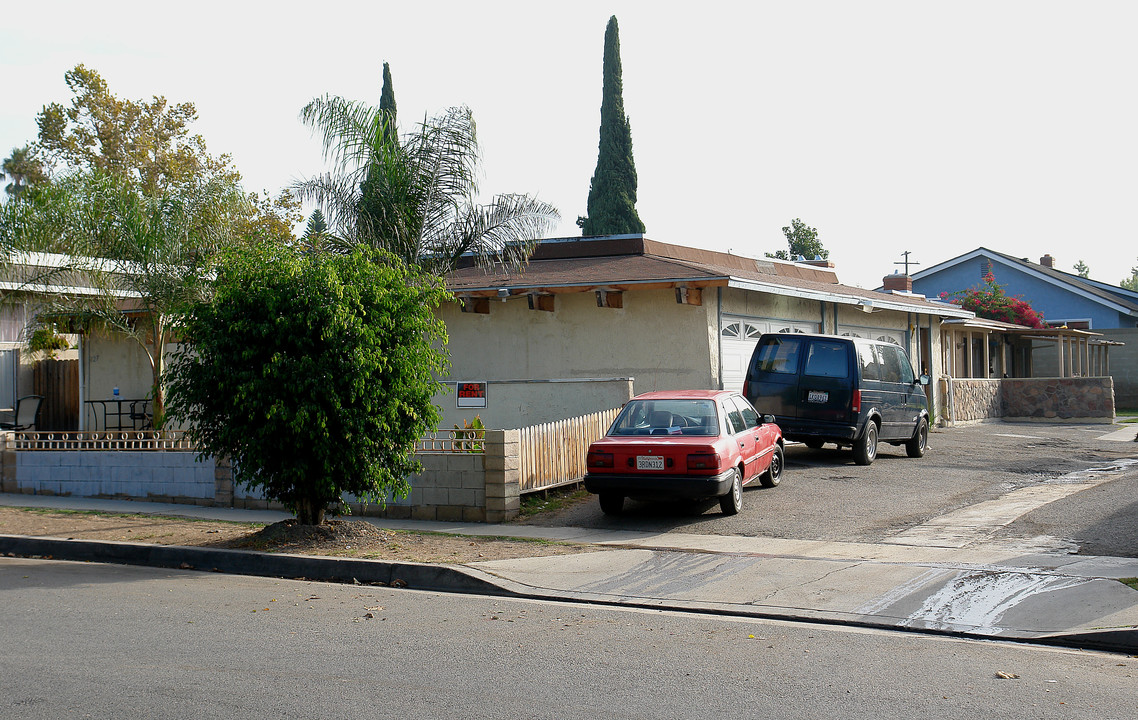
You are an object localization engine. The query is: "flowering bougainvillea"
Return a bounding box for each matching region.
[939,272,1046,328]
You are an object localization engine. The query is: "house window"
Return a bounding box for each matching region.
[1047,320,1091,330]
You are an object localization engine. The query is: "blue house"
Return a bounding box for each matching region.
[907,248,1138,331]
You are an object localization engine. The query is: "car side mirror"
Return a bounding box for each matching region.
[762,414,776,425]
[918,374,931,386]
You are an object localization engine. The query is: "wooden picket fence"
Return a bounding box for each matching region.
[516,407,621,493]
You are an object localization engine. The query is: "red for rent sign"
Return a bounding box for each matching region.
[456,381,487,408]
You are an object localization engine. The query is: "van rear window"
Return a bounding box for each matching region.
[752,337,802,374]
[804,340,849,378]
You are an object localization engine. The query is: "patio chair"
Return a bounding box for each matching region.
[0,395,44,431]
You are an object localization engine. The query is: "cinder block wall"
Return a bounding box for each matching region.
[2,430,523,523]
[4,450,217,504]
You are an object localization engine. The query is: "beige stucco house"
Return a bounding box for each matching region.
[436,235,973,430]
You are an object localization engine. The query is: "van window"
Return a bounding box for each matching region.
[753,337,802,374]
[858,344,881,381]
[883,345,915,384]
[803,340,849,378]
[879,345,904,383]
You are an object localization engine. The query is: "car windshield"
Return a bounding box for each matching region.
[609,399,720,436]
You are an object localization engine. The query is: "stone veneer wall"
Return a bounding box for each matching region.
[946,378,1003,423]
[944,377,1115,424]
[1001,377,1115,421]
[1,429,523,523]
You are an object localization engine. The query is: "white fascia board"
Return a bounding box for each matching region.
[0,281,142,298]
[727,277,974,318]
[9,250,144,276]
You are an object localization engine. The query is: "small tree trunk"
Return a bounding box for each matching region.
[295,498,325,526]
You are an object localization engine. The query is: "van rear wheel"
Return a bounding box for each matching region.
[853,422,878,465]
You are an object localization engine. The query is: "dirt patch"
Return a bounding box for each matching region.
[0,507,593,564]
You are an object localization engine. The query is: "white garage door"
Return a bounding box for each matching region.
[720,317,818,391]
[837,325,904,346]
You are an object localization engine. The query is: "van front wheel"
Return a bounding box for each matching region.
[853,422,878,465]
[906,418,928,458]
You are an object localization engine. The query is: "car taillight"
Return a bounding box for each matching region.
[687,453,720,470]
[852,389,861,413]
[742,381,749,398]
[587,451,614,468]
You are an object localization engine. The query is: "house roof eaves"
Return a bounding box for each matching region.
[0,281,141,299]
[727,277,974,318]
[449,274,732,296]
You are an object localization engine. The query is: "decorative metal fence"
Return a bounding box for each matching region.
[415,428,486,453]
[10,430,194,451]
[517,407,620,493]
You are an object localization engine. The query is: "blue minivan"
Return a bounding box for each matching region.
[742,333,930,465]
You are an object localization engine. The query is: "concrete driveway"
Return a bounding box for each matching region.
[520,420,1138,557]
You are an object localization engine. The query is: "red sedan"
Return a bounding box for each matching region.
[584,390,784,515]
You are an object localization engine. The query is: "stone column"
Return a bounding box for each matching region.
[1,431,15,494]
[482,429,520,523]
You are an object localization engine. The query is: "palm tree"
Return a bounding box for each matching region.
[294,96,558,274]
[2,146,48,199]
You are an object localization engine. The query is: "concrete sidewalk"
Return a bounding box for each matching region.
[2,493,1137,653]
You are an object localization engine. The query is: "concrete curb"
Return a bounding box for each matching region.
[0,535,511,596]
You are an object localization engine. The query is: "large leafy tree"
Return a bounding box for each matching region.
[36,65,238,194]
[1,146,49,199]
[167,244,451,525]
[767,218,829,261]
[296,78,557,273]
[0,170,247,424]
[579,15,645,236]
[34,64,297,239]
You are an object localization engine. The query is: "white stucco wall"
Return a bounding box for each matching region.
[435,288,717,429]
[82,333,179,430]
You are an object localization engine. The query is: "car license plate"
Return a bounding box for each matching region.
[636,456,665,470]
[807,390,829,403]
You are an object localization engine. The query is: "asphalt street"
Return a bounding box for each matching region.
[3,558,1136,720]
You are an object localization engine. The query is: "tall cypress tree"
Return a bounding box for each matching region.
[581,15,645,236]
[359,63,398,240]
[379,61,397,142]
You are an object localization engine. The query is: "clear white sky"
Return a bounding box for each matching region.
[3,1,1136,289]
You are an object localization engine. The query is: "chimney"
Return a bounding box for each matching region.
[1040,254,1055,268]
[882,272,913,293]
[801,255,836,269]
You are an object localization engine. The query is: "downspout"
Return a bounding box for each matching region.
[77,334,85,432]
[716,287,723,389]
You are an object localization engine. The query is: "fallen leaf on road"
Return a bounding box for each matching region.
[995,672,1019,679]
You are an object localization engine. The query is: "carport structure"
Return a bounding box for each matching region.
[940,318,1119,380]
[938,318,1121,425]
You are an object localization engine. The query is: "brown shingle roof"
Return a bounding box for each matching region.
[447,236,969,316]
